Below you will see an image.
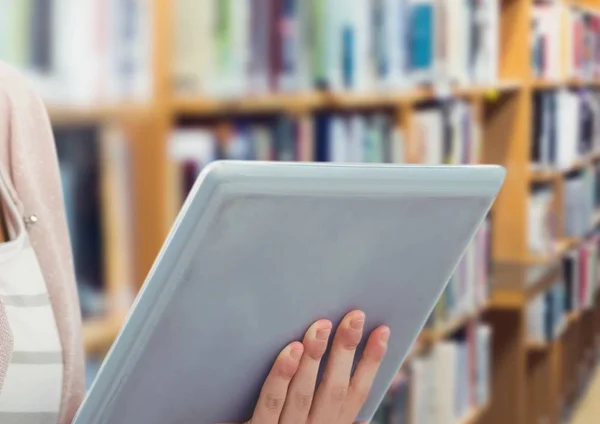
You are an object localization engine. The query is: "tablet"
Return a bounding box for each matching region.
[73,161,505,424]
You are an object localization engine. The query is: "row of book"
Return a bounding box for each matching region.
[56,124,134,319]
[425,220,491,331]
[532,3,600,81]
[527,281,567,344]
[373,323,492,424]
[169,101,480,204]
[531,89,600,171]
[526,235,600,344]
[173,0,500,98]
[529,162,600,257]
[0,0,152,105]
[411,101,481,165]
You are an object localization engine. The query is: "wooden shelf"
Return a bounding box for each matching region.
[530,78,600,89]
[530,168,559,183]
[172,81,522,116]
[421,310,479,342]
[47,103,152,125]
[527,238,579,265]
[568,311,582,325]
[458,404,489,424]
[488,261,563,309]
[527,340,550,353]
[529,150,600,183]
[83,314,125,355]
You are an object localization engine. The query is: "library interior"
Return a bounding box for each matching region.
[5,0,600,422]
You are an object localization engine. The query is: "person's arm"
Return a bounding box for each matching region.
[0,61,85,423]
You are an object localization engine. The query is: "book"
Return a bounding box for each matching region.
[528,187,556,256]
[527,280,566,343]
[532,2,563,80]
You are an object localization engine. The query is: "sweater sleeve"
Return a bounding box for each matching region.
[0,62,85,424]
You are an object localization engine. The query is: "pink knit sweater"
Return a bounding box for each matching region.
[0,62,85,423]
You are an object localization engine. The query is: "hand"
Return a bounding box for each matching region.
[226,310,390,424]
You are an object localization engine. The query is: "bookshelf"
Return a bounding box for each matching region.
[5,0,600,421]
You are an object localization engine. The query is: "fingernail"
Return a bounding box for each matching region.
[316,328,331,341]
[381,328,391,344]
[350,313,365,331]
[290,346,304,361]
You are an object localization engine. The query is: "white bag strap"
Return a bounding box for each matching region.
[0,163,25,244]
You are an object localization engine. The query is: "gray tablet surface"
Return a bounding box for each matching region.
[73,161,505,424]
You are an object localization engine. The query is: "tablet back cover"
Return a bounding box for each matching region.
[74,162,504,424]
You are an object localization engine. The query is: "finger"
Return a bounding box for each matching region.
[279,319,332,424]
[250,341,304,424]
[309,310,365,423]
[339,326,390,423]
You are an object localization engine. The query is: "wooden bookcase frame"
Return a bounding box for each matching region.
[48,0,600,422]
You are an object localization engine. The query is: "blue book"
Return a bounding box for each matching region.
[409,0,434,75]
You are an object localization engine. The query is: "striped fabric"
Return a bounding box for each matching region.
[0,167,63,423]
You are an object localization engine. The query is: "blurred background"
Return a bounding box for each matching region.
[3,0,600,422]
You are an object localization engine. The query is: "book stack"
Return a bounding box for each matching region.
[531,89,600,171]
[411,100,481,164]
[426,219,491,330]
[563,168,597,239]
[565,6,600,81]
[374,324,492,424]
[172,0,500,97]
[563,235,600,313]
[0,0,152,105]
[527,281,567,344]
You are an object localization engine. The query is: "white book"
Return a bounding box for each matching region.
[391,128,406,163]
[476,324,492,406]
[349,115,366,162]
[329,117,349,162]
[380,0,403,90]
[473,0,499,84]
[445,0,470,85]
[353,0,371,91]
[324,0,344,91]
[413,108,444,164]
[168,129,218,165]
[412,355,435,424]
[556,89,580,169]
[434,342,459,424]
[229,0,250,96]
